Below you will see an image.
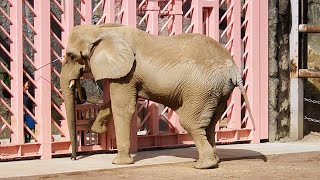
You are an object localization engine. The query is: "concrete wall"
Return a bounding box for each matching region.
[268,0,291,141]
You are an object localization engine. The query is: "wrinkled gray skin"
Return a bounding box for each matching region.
[60,23,255,169]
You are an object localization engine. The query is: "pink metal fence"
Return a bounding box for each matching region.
[0,0,268,160]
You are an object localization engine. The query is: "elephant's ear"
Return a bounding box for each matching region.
[88,33,135,80]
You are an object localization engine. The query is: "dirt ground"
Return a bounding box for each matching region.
[6,151,320,180]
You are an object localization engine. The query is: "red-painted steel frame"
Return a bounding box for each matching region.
[0,0,268,160]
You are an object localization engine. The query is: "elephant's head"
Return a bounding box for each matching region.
[60,24,136,159]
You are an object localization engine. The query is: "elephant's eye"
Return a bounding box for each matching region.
[67,53,77,61]
[70,55,76,60]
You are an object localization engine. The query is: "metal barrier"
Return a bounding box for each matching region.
[0,0,268,160]
[289,0,320,139]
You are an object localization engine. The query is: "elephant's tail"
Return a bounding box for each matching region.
[236,73,256,131]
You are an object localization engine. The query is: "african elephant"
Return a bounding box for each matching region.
[60,23,255,169]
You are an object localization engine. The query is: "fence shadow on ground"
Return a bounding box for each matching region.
[132,146,267,163]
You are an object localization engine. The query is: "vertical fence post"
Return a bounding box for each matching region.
[81,0,92,24]
[290,0,303,139]
[210,0,220,40]
[105,0,115,23]
[34,0,52,159]
[226,0,242,133]
[259,0,269,140]
[169,0,183,35]
[10,0,24,146]
[191,0,203,33]
[147,0,160,35]
[248,0,260,143]
[121,0,136,27]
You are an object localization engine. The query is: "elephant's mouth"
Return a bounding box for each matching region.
[69,79,86,104]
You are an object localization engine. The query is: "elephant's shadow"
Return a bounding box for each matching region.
[132,146,267,163]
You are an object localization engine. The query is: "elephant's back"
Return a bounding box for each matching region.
[172,33,231,63]
[136,32,232,69]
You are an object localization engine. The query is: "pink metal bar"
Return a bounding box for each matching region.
[226,0,241,132]
[76,7,86,23]
[0,7,13,24]
[120,0,136,27]
[259,0,269,139]
[168,0,183,35]
[50,13,65,32]
[50,30,64,47]
[103,0,115,22]
[52,0,64,11]
[209,1,220,40]
[23,0,37,16]
[168,110,185,134]
[246,0,260,143]
[146,0,159,35]
[0,43,14,61]
[0,80,13,97]
[23,90,37,106]
[0,61,13,78]
[0,25,13,42]
[191,0,203,33]
[23,34,37,52]
[23,53,36,69]
[10,0,24,147]
[0,115,14,132]
[22,16,37,34]
[81,0,92,24]
[147,101,159,136]
[34,0,52,159]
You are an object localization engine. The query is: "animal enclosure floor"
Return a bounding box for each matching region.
[1,141,320,179]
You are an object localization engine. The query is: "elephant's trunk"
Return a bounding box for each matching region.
[60,72,78,160]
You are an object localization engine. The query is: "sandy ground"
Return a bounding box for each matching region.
[5,151,320,180]
[2,132,320,180]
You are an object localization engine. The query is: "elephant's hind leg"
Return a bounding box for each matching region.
[205,103,226,163]
[109,83,137,165]
[179,99,218,169]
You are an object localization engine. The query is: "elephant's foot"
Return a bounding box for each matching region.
[91,106,112,134]
[91,120,107,134]
[194,157,218,169]
[112,152,134,165]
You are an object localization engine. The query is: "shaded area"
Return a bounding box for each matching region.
[7,152,320,180]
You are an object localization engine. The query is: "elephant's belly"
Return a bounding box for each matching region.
[137,88,181,111]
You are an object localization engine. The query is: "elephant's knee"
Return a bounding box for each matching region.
[97,107,112,121]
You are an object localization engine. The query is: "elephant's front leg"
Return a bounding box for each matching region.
[110,82,137,165]
[91,102,112,134]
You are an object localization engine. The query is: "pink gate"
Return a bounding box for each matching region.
[0,0,268,160]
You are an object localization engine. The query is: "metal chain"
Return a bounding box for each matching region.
[304,98,320,105]
[304,98,320,123]
[304,116,320,123]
